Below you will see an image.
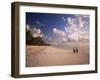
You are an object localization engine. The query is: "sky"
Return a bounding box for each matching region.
[26,12,90,46]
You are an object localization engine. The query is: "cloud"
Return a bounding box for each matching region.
[74,15,89,29]
[69,30,89,41]
[36,21,45,27]
[61,16,66,22]
[67,17,72,26]
[46,28,67,45]
[64,16,89,42]
[82,15,89,18]
[43,27,68,45]
[31,28,41,38]
[26,14,89,46]
[74,14,89,19]
[62,38,67,42]
[29,27,45,38]
[53,28,66,37]
[69,32,78,41]
[26,24,30,31]
[78,17,84,28]
[79,30,89,40]
[47,23,89,46]
[67,17,78,28]
[26,24,46,38]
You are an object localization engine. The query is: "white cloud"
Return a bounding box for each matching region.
[62,38,67,42]
[26,14,89,46]
[26,25,30,31]
[61,16,66,22]
[65,15,89,41]
[43,28,68,45]
[67,17,72,26]
[74,14,89,19]
[67,17,78,29]
[51,23,88,44]
[30,27,45,38]
[82,15,89,18]
[69,32,78,41]
[31,28,41,38]
[79,30,89,40]
[49,15,89,45]
[36,21,45,27]
[68,30,89,41]
[53,28,66,37]
[79,17,84,28]
[46,28,68,45]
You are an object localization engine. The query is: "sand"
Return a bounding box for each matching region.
[26,42,89,67]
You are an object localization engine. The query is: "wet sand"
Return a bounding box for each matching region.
[26,43,89,67]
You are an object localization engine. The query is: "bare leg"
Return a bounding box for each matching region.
[73,46,75,53]
[76,46,78,53]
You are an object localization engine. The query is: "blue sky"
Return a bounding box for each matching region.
[26,13,68,35]
[26,12,90,45]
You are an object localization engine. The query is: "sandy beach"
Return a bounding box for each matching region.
[26,42,89,67]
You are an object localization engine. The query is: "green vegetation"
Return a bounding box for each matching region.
[26,30,50,46]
